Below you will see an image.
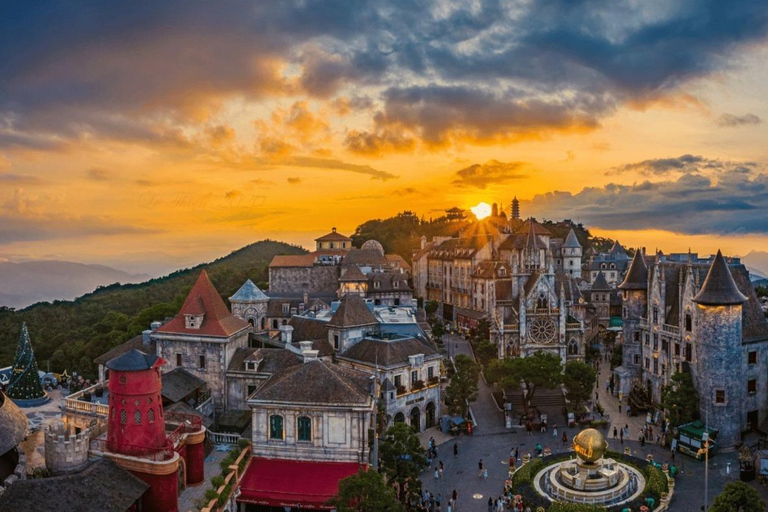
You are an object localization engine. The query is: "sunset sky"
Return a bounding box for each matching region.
[2,1,768,275]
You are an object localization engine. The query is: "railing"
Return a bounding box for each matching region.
[201,443,252,512]
[166,412,203,446]
[89,438,174,461]
[207,430,242,445]
[195,395,213,415]
[395,380,441,398]
[63,382,109,417]
[661,324,679,335]
[639,319,649,329]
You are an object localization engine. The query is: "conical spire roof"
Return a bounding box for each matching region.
[591,271,611,292]
[609,240,628,259]
[693,250,747,306]
[563,228,581,248]
[618,249,648,290]
[329,295,377,327]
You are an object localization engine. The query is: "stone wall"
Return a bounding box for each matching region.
[44,423,92,475]
[0,445,26,493]
[695,303,743,449]
[269,266,340,295]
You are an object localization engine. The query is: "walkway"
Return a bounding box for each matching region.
[178,448,227,512]
[595,357,652,446]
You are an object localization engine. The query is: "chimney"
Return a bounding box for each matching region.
[142,329,152,346]
[303,292,309,306]
[299,341,313,352]
[150,321,162,331]
[279,325,294,344]
[302,350,319,363]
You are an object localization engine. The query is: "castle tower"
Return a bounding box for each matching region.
[511,197,520,220]
[229,279,269,331]
[693,250,747,450]
[106,349,167,456]
[617,248,648,396]
[562,228,582,278]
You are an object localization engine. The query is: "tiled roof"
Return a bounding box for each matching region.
[269,254,316,268]
[693,250,748,306]
[230,279,269,302]
[161,367,206,403]
[329,295,377,327]
[94,334,155,366]
[106,349,161,372]
[339,265,367,282]
[0,458,148,512]
[157,270,249,337]
[315,229,352,242]
[563,228,581,248]
[339,337,439,367]
[251,360,372,405]
[368,272,411,292]
[342,248,389,267]
[618,249,648,290]
[227,347,302,373]
[515,218,552,236]
[385,254,412,272]
[499,234,526,251]
[472,260,510,279]
[590,271,611,291]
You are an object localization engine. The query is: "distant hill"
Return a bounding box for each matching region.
[0,261,150,309]
[0,240,306,377]
[741,251,768,278]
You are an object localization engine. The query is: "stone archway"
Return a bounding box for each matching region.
[425,402,436,428]
[394,412,405,424]
[410,407,421,431]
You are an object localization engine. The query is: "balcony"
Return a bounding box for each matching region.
[394,379,440,399]
[63,381,110,417]
[639,319,649,329]
[661,324,680,335]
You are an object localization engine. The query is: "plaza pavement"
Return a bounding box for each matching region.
[419,336,768,511]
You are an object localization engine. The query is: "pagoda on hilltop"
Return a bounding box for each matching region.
[6,323,49,406]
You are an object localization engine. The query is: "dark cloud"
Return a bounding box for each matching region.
[0,173,42,184]
[86,167,111,181]
[287,177,302,185]
[1,1,767,153]
[281,156,397,180]
[452,160,528,189]
[607,154,759,176]
[716,113,762,127]
[528,167,768,235]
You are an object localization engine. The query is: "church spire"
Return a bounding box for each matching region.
[693,250,747,306]
[618,248,648,290]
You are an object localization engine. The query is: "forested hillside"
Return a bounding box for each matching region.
[0,240,305,378]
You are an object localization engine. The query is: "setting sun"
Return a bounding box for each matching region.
[470,202,492,220]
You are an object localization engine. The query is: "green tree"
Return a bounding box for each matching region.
[328,468,404,512]
[475,340,497,366]
[378,423,427,504]
[430,321,445,343]
[445,354,479,415]
[424,300,439,316]
[563,361,596,410]
[498,351,563,414]
[661,371,699,427]
[710,480,766,512]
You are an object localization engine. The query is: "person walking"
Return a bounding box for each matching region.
[526,421,533,436]
[562,432,568,449]
[435,467,439,480]
[439,461,444,478]
[478,459,484,477]
[453,443,458,458]
[514,447,519,460]
[618,403,622,414]
[487,497,493,512]
[613,426,618,439]
[619,428,624,444]
[626,404,631,417]
[553,424,558,437]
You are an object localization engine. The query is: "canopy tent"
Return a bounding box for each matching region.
[238,458,363,509]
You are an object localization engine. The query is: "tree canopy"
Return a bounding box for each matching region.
[498,351,564,413]
[710,480,766,512]
[563,361,596,410]
[444,354,480,415]
[378,423,427,504]
[661,370,700,428]
[328,469,403,512]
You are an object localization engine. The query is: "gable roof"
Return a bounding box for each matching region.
[693,250,747,306]
[609,240,629,259]
[250,360,372,406]
[339,265,367,282]
[156,270,249,337]
[591,271,611,292]
[0,458,148,512]
[515,218,552,236]
[94,334,155,366]
[161,367,206,403]
[618,249,648,290]
[227,347,303,373]
[328,295,377,327]
[269,254,316,268]
[230,279,269,302]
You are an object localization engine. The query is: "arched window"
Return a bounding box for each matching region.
[120,410,127,425]
[269,415,284,440]
[272,319,278,329]
[248,318,255,327]
[297,416,312,441]
[148,408,155,423]
[261,317,266,330]
[568,339,578,355]
[134,410,142,424]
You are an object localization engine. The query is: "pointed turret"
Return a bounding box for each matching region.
[693,250,747,305]
[618,249,648,290]
[591,271,611,292]
[229,279,269,302]
[563,228,581,248]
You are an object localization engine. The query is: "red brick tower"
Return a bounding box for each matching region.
[107,350,167,455]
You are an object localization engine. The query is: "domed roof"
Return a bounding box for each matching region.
[361,239,385,256]
[572,428,608,463]
[0,391,28,456]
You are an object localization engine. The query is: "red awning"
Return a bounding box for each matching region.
[238,458,364,509]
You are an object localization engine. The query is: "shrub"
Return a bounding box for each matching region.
[238,438,251,450]
[220,454,236,474]
[204,489,218,502]
[548,503,607,512]
[217,483,232,506]
[211,475,225,488]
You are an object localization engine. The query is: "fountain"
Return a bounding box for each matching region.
[532,428,646,506]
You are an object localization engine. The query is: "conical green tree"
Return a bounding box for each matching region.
[6,323,46,401]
